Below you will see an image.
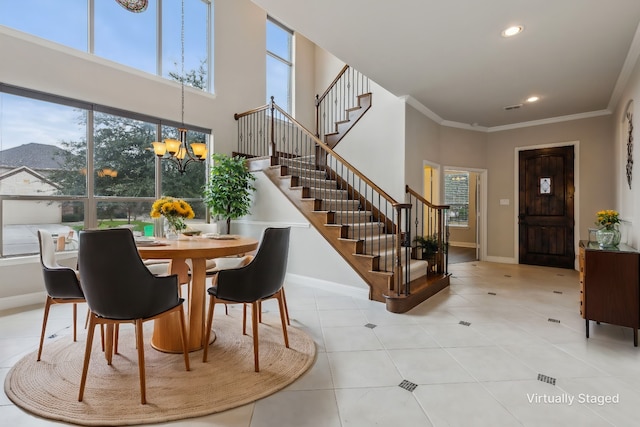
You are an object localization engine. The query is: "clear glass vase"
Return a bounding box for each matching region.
[163,217,182,240]
[596,226,621,248]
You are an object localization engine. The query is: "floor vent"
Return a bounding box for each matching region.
[553,291,563,294]
[488,292,497,295]
[399,380,418,392]
[364,323,377,329]
[459,321,471,326]
[537,373,556,385]
[504,274,512,277]
[548,318,561,324]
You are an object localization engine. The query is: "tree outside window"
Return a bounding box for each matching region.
[444,171,469,227]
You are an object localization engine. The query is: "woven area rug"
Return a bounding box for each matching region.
[4,311,316,426]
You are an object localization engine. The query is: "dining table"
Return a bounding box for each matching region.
[136,235,259,353]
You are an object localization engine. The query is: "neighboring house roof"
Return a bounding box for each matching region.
[0,165,61,189]
[0,143,67,170]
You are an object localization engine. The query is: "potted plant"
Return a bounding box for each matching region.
[413,233,440,272]
[203,153,256,234]
[414,234,439,260]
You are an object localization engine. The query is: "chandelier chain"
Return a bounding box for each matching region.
[181,0,185,126]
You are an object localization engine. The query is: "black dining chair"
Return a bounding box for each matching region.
[36,229,86,362]
[77,228,190,404]
[202,227,290,372]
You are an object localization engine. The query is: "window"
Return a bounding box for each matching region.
[0,0,88,51]
[0,0,211,91]
[444,171,469,227]
[266,17,292,113]
[0,85,210,257]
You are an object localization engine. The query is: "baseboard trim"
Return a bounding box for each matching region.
[484,256,517,264]
[0,291,46,312]
[449,241,477,248]
[285,273,369,300]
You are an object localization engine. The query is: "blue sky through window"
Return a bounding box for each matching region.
[0,0,210,151]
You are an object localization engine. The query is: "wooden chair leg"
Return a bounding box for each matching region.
[281,287,290,325]
[78,316,97,402]
[277,292,289,348]
[135,319,146,404]
[84,307,90,329]
[105,324,114,365]
[37,296,53,361]
[72,303,78,342]
[178,306,190,371]
[242,303,248,335]
[251,301,260,372]
[114,324,120,354]
[202,295,216,363]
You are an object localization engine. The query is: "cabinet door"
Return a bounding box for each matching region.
[584,250,639,328]
[579,246,585,318]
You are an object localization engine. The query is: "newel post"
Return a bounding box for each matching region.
[394,203,413,296]
[269,96,276,158]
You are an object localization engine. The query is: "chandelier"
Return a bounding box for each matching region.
[151,0,207,174]
[116,0,148,13]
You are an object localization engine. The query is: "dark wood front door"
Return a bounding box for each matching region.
[518,146,575,268]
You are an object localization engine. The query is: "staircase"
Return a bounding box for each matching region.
[236,66,450,313]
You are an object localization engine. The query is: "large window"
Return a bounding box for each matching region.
[444,170,469,227]
[266,17,292,113]
[0,0,211,91]
[0,85,210,257]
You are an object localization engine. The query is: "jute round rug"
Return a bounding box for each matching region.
[4,311,316,426]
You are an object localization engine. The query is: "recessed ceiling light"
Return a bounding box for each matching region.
[527,96,539,103]
[502,25,524,37]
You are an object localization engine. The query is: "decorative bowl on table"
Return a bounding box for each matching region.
[181,230,202,237]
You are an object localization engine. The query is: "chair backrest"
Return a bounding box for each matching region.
[38,230,59,269]
[37,229,84,299]
[216,227,290,302]
[78,228,180,320]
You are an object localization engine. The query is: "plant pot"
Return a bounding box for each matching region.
[596,227,621,248]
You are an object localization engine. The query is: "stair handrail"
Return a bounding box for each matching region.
[235,99,416,296]
[274,102,399,206]
[316,64,350,107]
[406,185,450,275]
[315,65,370,144]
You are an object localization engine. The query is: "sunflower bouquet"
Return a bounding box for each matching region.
[150,196,195,232]
[595,210,620,231]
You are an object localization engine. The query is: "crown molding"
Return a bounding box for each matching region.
[608,20,640,113]
[402,95,612,133]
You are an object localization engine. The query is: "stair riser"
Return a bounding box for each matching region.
[334,211,373,224]
[298,177,338,190]
[280,158,317,170]
[308,188,349,200]
[321,200,361,211]
[287,168,327,180]
[346,224,385,239]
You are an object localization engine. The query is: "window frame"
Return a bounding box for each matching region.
[0,83,211,258]
[266,16,293,113]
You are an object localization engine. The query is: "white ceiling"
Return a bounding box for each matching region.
[253,0,640,130]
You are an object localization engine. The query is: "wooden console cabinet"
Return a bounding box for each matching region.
[579,240,640,346]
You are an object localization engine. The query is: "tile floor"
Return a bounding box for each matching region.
[2,261,640,426]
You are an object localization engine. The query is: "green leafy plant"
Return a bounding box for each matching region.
[414,234,439,256]
[203,154,256,234]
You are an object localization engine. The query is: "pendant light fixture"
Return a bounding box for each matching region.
[151,0,207,174]
[116,0,148,13]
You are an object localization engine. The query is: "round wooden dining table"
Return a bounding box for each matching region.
[137,236,259,353]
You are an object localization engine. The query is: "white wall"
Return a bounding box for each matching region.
[236,172,368,291]
[613,52,640,248]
